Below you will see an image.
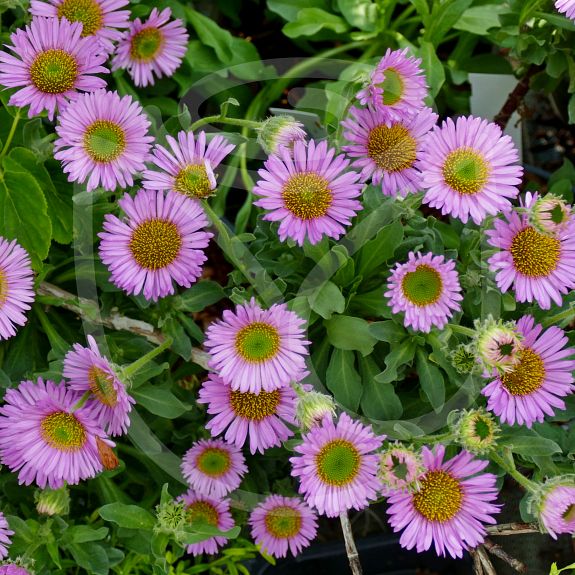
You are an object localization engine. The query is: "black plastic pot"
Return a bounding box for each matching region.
[246,534,472,575]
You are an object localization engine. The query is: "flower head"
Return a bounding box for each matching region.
[54,89,153,192]
[451,408,499,455]
[249,495,318,558]
[112,7,188,87]
[385,252,463,333]
[419,116,523,224]
[528,193,572,236]
[257,116,307,155]
[204,298,309,393]
[342,105,437,197]
[356,48,427,122]
[35,485,71,516]
[487,201,575,309]
[181,438,247,498]
[0,238,35,342]
[0,378,113,489]
[197,374,297,454]
[63,335,134,436]
[290,413,384,517]
[0,566,31,575]
[379,444,424,492]
[0,514,13,560]
[449,344,480,375]
[534,477,575,539]
[253,139,363,246]
[142,130,235,200]
[29,0,130,53]
[99,189,212,301]
[0,16,107,120]
[386,445,500,558]
[295,388,336,430]
[177,490,235,556]
[473,316,522,373]
[556,0,575,20]
[481,315,575,427]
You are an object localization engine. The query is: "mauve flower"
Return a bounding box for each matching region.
[556,0,575,20]
[0,513,13,559]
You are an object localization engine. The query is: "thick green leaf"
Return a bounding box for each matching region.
[499,434,562,457]
[186,8,234,63]
[283,8,349,37]
[375,339,417,383]
[356,220,403,279]
[453,5,507,35]
[369,321,407,343]
[424,0,473,46]
[419,40,446,98]
[416,349,445,412]
[99,503,156,530]
[178,524,241,545]
[337,0,378,31]
[174,281,226,313]
[358,354,403,420]
[268,0,329,21]
[64,526,109,544]
[132,383,189,418]
[308,281,346,319]
[325,315,377,356]
[67,542,109,575]
[325,349,362,411]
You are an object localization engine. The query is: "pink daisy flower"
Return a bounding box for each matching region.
[419,116,523,224]
[356,48,428,122]
[29,0,130,53]
[556,0,575,20]
[342,105,437,197]
[142,130,235,200]
[249,495,318,558]
[99,189,212,301]
[0,17,107,120]
[0,566,30,575]
[204,298,310,393]
[539,484,575,538]
[0,513,13,559]
[386,445,500,558]
[0,378,114,489]
[198,374,297,454]
[63,335,134,436]
[181,438,247,498]
[290,413,384,518]
[253,139,363,246]
[486,199,575,309]
[178,490,235,556]
[112,7,188,87]
[0,237,35,342]
[385,252,463,333]
[54,89,153,192]
[481,315,575,428]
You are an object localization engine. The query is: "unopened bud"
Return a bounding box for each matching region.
[529,475,575,539]
[155,499,187,533]
[451,408,499,455]
[379,444,424,492]
[473,316,522,373]
[257,116,307,155]
[35,486,70,517]
[295,389,336,430]
[529,194,572,236]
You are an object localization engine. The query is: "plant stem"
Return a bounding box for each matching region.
[412,431,454,444]
[123,337,173,378]
[542,305,575,328]
[0,110,21,159]
[189,115,262,132]
[448,324,476,338]
[339,512,363,575]
[491,452,538,492]
[72,391,92,412]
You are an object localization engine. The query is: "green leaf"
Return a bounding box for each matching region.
[356,220,403,278]
[67,542,110,575]
[174,281,226,313]
[419,40,446,98]
[163,317,192,360]
[0,157,52,268]
[499,433,562,457]
[358,354,403,420]
[64,526,109,544]
[99,502,156,530]
[308,281,346,319]
[132,383,189,418]
[186,8,234,63]
[369,321,407,343]
[569,93,575,125]
[409,0,430,18]
[267,0,329,22]
[416,349,445,412]
[453,5,507,35]
[325,315,377,356]
[375,339,417,383]
[325,349,362,411]
[178,524,241,545]
[336,0,378,31]
[424,0,473,46]
[283,8,350,38]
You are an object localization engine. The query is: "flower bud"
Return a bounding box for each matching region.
[529,194,572,236]
[35,486,70,517]
[295,389,336,430]
[473,316,522,373]
[449,344,479,375]
[257,116,307,155]
[529,475,575,539]
[379,444,424,492]
[451,408,499,455]
[155,498,187,533]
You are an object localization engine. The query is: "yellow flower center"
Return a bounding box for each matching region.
[29,49,78,94]
[234,322,281,363]
[175,164,213,199]
[130,28,163,61]
[413,470,463,522]
[229,388,281,420]
[442,147,490,195]
[84,120,127,163]
[510,227,560,277]
[562,504,575,522]
[264,506,302,538]
[282,172,333,220]
[186,501,219,526]
[500,347,545,396]
[196,447,232,477]
[129,219,182,270]
[367,124,417,173]
[41,411,86,451]
[57,0,104,36]
[401,264,443,306]
[88,365,118,407]
[315,439,360,486]
[0,269,7,305]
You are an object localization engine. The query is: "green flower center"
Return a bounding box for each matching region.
[130,28,163,61]
[41,411,86,451]
[380,68,404,106]
[234,322,281,363]
[282,172,333,220]
[229,388,281,420]
[186,501,219,526]
[413,470,463,522]
[175,164,213,199]
[83,120,127,163]
[500,348,545,396]
[57,0,104,36]
[510,226,560,277]
[367,124,417,173]
[562,504,575,522]
[264,506,302,539]
[472,415,493,441]
[401,264,443,306]
[550,204,568,224]
[88,366,118,407]
[196,447,232,478]
[129,219,182,270]
[390,455,409,481]
[442,147,489,195]
[29,49,78,94]
[315,439,360,487]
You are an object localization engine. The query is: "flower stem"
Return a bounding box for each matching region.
[123,337,173,379]
[72,391,91,412]
[339,511,363,575]
[0,110,21,159]
[189,115,262,132]
[491,451,538,492]
[542,305,575,328]
[448,324,476,338]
